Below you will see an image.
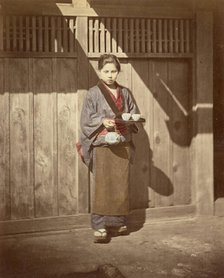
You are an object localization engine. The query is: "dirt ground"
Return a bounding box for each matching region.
[0,216,224,278]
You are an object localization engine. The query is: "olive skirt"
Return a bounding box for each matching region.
[92,143,130,216]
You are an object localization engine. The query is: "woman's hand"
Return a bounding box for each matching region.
[102,118,115,129]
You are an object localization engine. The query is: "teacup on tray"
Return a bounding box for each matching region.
[121,113,131,121]
[132,114,141,121]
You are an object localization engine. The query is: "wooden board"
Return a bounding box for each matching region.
[56,58,78,215]
[195,12,214,215]
[33,58,58,217]
[168,60,191,205]
[77,17,90,213]
[7,59,34,219]
[0,59,10,220]
[129,60,151,210]
[151,60,173,207]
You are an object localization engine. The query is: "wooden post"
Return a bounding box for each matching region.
[76,16,90,213]
[72,0,89,8]
[195,12,213,215]
[0,15,3,51]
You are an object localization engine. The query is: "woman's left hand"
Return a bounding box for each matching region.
[102,118,115,129]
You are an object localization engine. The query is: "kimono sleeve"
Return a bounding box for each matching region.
[80,90,104,139]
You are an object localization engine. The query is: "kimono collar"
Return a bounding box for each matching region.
[97,80,125,116]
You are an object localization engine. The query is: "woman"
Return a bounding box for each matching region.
[79,54,139,243]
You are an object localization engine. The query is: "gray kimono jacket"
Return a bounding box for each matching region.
[79,82,137,166]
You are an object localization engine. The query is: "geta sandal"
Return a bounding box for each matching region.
[94,229,109,243]
[117,225,128,235]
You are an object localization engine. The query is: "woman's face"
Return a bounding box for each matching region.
[99,63,119,86]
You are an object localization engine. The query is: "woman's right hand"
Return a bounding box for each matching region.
[102,118,115,129]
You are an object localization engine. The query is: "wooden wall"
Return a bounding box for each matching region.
[0,57,80,220]
[0,56,193,221]
[0,3,215,232]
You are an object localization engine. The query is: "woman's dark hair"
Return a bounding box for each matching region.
[98,54,121,72]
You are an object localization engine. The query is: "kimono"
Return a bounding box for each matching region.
[79,80,137,230]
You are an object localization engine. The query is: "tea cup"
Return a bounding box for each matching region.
[121,113,131,121]
[132,114,141,121]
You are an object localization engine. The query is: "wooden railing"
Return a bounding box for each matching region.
[88,17,194,57]
[0,15,77,57]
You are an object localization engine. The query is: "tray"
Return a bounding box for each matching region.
[115,118,146,124]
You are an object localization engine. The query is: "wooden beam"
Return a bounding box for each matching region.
[72,0,89,7]
[76,16,90,213]
[194,11,213,215]
[1,2,194,18]
[0,205,196,236]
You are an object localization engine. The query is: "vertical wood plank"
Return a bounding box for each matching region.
[0,59,10,220]
[124,18,129,53]
[63,18,68,53]
[56,58,77,93]
[52,59,58,216]
[180,20,184,53]
[69,18,75,53]
[32,16,37,52]
[130,60,150,210]
[57,59,78,215]
[8,59,34,219]
[130,18,134,53]
[28,59,34,219]
[185,20,190,53]
[5,16,10,51]
[44,16,49,52]
[38,16,43,52]
[7,58,30,92]
[118,18,123,53]
[141,19,145,53]
[174,20,179,53]
[169,19,173,53]
[26,16,30,52]
[19,16,23,52]
[168,60,191,205]
[58,92,77,215]
[158,19,162,53]
[147,19,151,53]
[152,19,157,53]
[88,18,93,53]
[100,18,105,53]
[163,19,168,53]
[33,58,58,217]
[148,60,155,207]
[0,58,3,92]
[57,17,62,52]
[135,19,140,53]
[12,16,17,51]
[105,17,111,53]
[76,16,90,213]
[0,16,3,51]
[94,18,99,53]
[112,17,117,53]
[152,61,173,207]
[195,12,213,215]
[51,16,56,53]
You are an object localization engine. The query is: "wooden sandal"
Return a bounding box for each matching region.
[117,225,128,235]
[94,229,108,243]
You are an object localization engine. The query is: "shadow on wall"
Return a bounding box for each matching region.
[1,1,205,224]
[125,89,173,231]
